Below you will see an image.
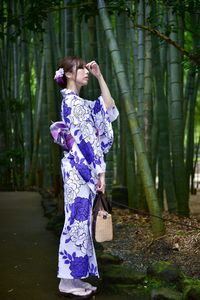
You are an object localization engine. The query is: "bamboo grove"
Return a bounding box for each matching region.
[0,0,200,236]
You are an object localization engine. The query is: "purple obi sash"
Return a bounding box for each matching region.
[50,121,74,151]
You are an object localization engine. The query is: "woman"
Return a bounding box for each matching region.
[50,56,119,297]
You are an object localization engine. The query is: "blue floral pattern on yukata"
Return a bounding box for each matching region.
[57,89,119,279]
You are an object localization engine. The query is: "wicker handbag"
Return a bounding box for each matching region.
[93,192,113,243]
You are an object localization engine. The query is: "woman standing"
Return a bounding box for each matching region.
[51,56,119,297]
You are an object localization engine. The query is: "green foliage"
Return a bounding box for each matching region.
[0,0,60,40]
[0,149,24,180]
[0,98,25,114]
[165,0,200,14]
[77,0,98,21]
[2,148,24,164]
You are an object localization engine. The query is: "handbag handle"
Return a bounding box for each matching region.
[99,192,112,213]
[93,192,112,214]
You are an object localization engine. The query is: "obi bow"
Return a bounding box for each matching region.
[50,121,74,151]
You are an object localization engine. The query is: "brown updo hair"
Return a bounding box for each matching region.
[54,56,87,88]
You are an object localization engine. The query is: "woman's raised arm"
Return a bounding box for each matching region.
[86,61,115,110]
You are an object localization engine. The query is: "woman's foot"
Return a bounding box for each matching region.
[59,279,93,297]
[74,279,97,292]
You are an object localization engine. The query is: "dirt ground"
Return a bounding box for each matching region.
[103,192,200,278]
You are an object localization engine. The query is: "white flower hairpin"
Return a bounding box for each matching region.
[54,68,64,79]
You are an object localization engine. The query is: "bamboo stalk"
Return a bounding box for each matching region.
[98,0,165,237]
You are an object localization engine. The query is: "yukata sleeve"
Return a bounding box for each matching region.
[92,96,119,154]
[62,96,106,177]
[104,98,119,123]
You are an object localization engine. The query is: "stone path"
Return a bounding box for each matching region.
[0,192,127,300]
[0,192,59,300]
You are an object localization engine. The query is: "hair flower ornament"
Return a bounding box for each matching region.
[54,68,64,80]
[54,68,66,88]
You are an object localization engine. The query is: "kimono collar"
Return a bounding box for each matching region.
[60,88,78,97]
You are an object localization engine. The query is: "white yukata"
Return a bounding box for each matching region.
[50,89,118,279]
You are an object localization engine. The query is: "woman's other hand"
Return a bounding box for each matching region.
[96,173,105,193]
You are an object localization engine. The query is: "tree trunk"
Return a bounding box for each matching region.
[168,7,189,216]
[43,16,61,196]
[29,55,45,185]
[98,0,165,237]
[20,0,33,186]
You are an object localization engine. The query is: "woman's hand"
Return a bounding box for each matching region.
[86,60,114,110]
[96,173,105,193]
[86,61,102,79]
